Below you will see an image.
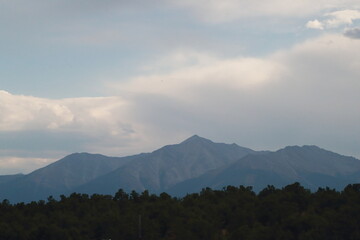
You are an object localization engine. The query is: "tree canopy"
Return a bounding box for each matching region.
[0,183,360,240]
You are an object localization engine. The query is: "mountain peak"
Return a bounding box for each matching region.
[180,135,212,144]
[280,145,323,153]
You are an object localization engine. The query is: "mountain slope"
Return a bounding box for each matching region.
[2,136,360,203]
[75,135,255,194]
[0,174,24,184]
[169,145,360,194]
[0,153,132,202]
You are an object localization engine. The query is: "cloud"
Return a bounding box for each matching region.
[344,27,360,39]
[169,0,360,22]
[0,91,145,155]
[306,9,360,30]
[54,28,126,46]
[109,34,360,157]
[306,20,324,30]
[0,156,55,175]
[0,89,193,170]
[0,91,124,132]
[114,34,360,103]
[4,0,360,26]
[115,51,285,101]
[325,10,360,28]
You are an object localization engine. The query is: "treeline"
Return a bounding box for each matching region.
[1,183,360,240]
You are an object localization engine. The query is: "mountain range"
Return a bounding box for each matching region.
[1,135,360,203]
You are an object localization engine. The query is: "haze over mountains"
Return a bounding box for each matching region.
[1,135,360,203]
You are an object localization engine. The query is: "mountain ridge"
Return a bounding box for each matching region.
[168,144,360,195]
[1,135,359,203]
[74,135,255,195]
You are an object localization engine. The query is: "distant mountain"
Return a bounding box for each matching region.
[74,135,255,194]
[0,174,24,184]
[0,153,132,203]
[1,136,360,203]
[168,145,360,194]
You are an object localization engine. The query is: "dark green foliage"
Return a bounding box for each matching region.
[0,183,360,239]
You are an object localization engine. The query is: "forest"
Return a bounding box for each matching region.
[0,183,360,240]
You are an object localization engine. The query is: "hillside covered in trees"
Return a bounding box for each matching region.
[1,183,360,240]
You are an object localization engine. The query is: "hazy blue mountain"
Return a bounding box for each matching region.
[1,136,360,203]
[74,135,255,194]
[0,174,24,184]
[0,153,132,202]
[168,145,360,194]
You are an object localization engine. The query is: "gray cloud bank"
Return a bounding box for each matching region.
[344,27,360,39]
[111,33,360,158]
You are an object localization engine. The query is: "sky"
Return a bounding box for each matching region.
[1,0,360,174]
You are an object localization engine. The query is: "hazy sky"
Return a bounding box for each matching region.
[1,0,360,174]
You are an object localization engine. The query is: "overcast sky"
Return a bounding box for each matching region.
[1,0,360,174]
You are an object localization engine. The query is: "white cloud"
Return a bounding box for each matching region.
[306,20,324,30]
[140,50,219,72]
[0,89,192,168]
[0,91,148,155]
[0,156,55,174]
[0,90,125,133]
[169,0,360,22]
[109,33,360,158]
[325,10,360,28]
[115,52,285,101]
[306,9,360,30]
[114,34,360,103]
